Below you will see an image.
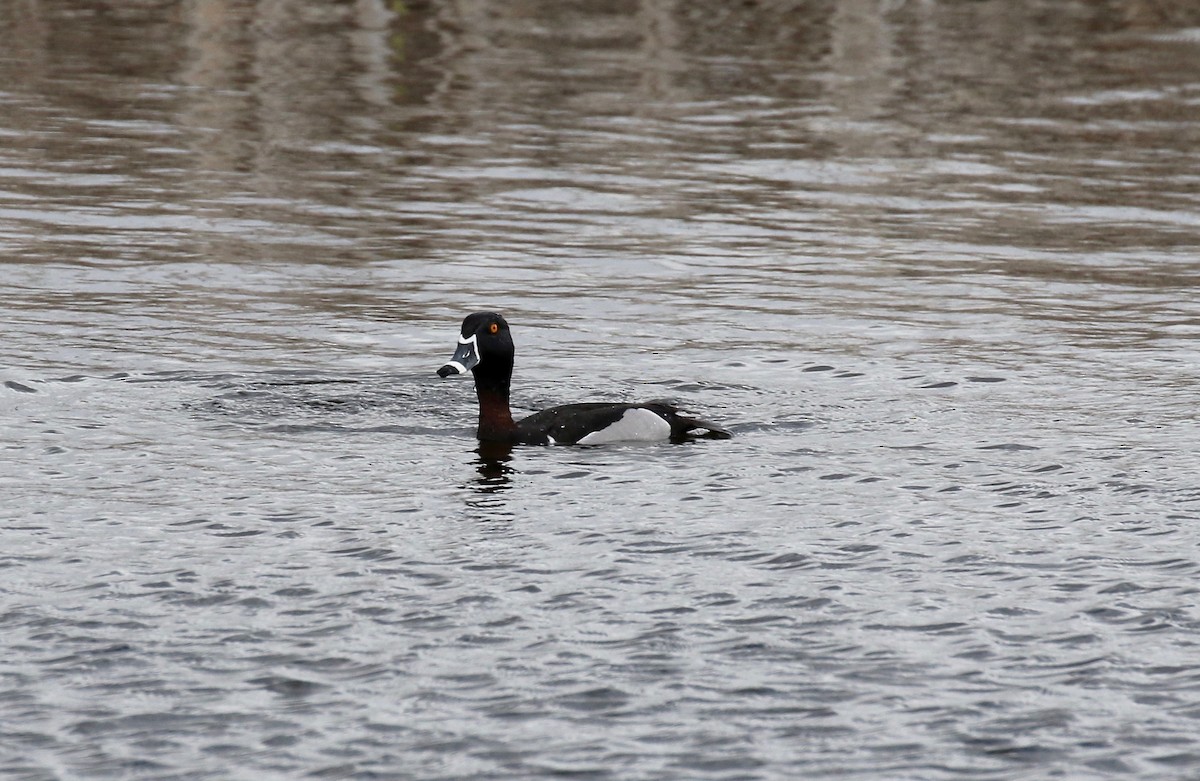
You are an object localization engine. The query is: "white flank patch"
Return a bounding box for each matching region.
[576,408,671,445]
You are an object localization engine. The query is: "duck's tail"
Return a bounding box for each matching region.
[675,412,732,440]
[645,401,732,440]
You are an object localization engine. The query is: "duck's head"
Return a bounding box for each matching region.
[437,312,514,379]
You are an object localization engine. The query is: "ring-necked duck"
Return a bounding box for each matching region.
[437,312,731,445]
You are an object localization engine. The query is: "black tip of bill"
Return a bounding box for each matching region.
[437,364,459,378]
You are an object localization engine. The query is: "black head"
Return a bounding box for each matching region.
[460,312,510,341]
[437,312,515,379]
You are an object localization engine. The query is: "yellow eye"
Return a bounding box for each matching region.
[488,322,499,334]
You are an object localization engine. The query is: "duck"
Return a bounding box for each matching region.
[436,312,731,445]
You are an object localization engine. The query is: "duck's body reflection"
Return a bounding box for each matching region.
[472,440,514,493]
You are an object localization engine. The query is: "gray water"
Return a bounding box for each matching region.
[4,1,1200,779]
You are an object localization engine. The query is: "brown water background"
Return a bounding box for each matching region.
[4,1,1200,779]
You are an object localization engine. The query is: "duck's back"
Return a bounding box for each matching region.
[516,402,730,445]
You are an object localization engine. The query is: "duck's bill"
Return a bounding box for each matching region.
[436,334,479,377]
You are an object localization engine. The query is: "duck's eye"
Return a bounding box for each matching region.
[488,322,499,335]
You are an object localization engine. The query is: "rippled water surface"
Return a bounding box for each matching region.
[4,1,1200,778]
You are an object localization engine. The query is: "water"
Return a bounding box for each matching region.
[4,1,1200,778]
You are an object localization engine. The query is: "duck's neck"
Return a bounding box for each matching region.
[472,367,517,442]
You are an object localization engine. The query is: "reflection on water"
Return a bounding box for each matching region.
[472,440,515,493]
[3,1,1200,779]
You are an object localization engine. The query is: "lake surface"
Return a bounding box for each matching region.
[4,1,1200,778]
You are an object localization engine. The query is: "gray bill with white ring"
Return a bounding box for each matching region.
[437,333,480,377]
